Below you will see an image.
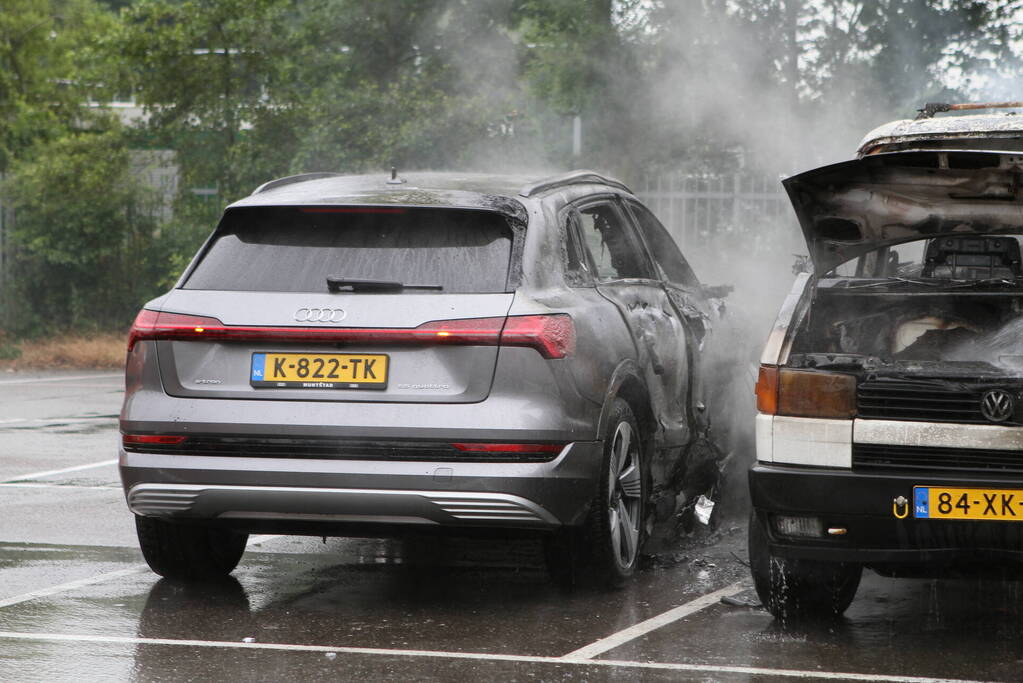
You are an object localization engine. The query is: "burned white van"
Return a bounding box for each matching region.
[750,106,1023,618]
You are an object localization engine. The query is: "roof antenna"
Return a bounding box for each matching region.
[387,165,406,185]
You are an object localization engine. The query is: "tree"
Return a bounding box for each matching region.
[3,127,164,333]
[116,0,299,201]
[0,0,117,171]
[288,0,540,172]
[516,0,649,171]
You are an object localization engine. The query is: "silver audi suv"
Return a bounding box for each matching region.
[120,170,718,586]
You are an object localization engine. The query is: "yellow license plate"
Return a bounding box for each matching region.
[250,353,388,389]
[914,486,1023,521]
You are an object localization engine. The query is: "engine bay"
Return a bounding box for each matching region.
[789,288,1023,374]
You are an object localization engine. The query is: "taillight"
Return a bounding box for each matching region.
[413,317,505,344]
[756,365,856,419]
[122,434,188,446]
[500,314,575,359]
[124,340,147,397]
[127,310,223,351]
[299,207,406,214]
[452,442,566,454]
[127,310,575,358]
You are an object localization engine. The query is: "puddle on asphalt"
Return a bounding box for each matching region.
[4,420,117,435]
[600,570,1023,682]
[0,529,749,661]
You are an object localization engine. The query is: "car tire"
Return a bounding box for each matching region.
[748,511,861,620]
[545,398,647,589]
[135,515,248,581]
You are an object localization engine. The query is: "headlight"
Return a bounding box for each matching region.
[756,366,856,419]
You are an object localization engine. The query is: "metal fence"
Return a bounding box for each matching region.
[0,168,793,329]
[635,171,790,253]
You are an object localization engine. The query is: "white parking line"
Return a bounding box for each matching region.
[0,373,121,385]
[0,536,279,610]
[0,416,117,425]
[0,631,983,682]
[562,581,746,659]
[2,458,118,483]
[0,568,147,609]
[0,483,120,490]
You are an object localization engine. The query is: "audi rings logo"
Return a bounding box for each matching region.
[294,307,346,323]
[981,389,1015,423]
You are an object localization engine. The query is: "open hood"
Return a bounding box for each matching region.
[783,150,1023,274]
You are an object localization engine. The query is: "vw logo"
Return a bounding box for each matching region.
[981,389,1015,423]
[294,308,346,323]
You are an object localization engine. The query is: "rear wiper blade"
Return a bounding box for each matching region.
[326,276,443,292]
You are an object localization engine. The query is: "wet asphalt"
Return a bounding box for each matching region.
[2,372,1023,682]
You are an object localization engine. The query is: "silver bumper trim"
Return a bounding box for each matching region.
[127,483,561,528]
[855,419,1023,451]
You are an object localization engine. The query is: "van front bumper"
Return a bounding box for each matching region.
[750,463,1023,565]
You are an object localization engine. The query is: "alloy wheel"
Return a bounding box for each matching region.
[607,420,642,568]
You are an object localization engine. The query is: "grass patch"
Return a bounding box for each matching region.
[0,332,126,370]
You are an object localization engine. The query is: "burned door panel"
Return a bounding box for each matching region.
[622,198,715,438]
[621,197,711,342]
[559,210,635,406]
[572,200,692,448]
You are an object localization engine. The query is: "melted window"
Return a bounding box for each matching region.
[576,202,653,281]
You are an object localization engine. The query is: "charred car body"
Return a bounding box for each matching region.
[119,170,720,586]
[750,111,1023,617]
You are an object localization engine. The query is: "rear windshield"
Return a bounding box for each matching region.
[184,207,515,293]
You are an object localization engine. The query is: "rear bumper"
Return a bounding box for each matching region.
[120,441,601,533]
[750,463,1023,565]
[121,380,597,444]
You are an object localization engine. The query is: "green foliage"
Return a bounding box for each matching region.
[4,0,1023,337]
[0,336,21,360]
[2,128,165,333]
[0,0,118,171]
[115,0,299,200]
[283,0,540,172]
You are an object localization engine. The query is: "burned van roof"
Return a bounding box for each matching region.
[784,150,1023,273]
[858,113,1023,156]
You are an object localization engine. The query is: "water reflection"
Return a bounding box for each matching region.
[136,577,251,638]
[747,574,1023,680]
[133,577,252,682]
[126,532,697,674]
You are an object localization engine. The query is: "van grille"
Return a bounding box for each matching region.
[122,435,561,463]
[857,379,986,423]
[853,443,1023,475]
